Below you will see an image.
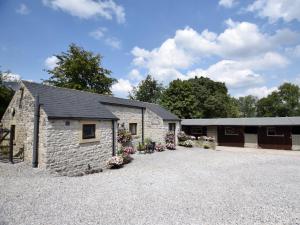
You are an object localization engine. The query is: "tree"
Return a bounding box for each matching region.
[129,75,164,103]
[257,83,300,117]
[44,43,116,95]
[160,76,239,118]
[0,70,15,119]
[237,95,258,117]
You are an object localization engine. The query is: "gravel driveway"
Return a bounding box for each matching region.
[1,147,300,225]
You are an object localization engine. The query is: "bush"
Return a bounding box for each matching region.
[117,129,132,145]
[155,143,165,152]
[107,156,123,169]
[144,137,153,145]
[179,140,193,148]
[122,153,133,164]
[165,131,175,144]
[203,143,210,149]
[123,146,135,154]
[137,142,146,152]
[177,131,189,142]
[166,143,176,150]
[184,140,193,147]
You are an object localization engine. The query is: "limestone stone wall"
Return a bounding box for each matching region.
[45,119,113,176]
[103,104,143,146]
[1,85,36,163]
[144,108,180,144]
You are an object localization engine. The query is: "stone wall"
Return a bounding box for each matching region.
[103,104,180,146]
[144,108,180,144]
[1,85,36,163]
[104,105,143,146]
[45,119,113,176]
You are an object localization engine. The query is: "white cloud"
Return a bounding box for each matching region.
[219,0,237,8]
[43,0,125,23]
[240,86,278,98]
[128,69,143,82]
[44,56,59,69]
[89,27,107,40]
[111,79,133,97]
[89,27,121,49]
[105,37,121,49]
[2,72,21,81]
[247,0,300,23]
[16,3,30,15]
[286,45,300,58]
[131,19,297,88]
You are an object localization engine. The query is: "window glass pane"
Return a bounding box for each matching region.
[82,124,95,139]
[129,123,137,135]
[225,127,238,135]
[169,123,176,132]
[267,127,278,136]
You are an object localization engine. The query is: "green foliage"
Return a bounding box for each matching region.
[0,70,15,119]
[44,43,116,95]
[237,95,258,117]
[129,75,164,103]
[257,83,300,117]
[160,76,239,118]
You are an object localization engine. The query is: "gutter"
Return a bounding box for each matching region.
[112,120,116,156]
[32,95,40,168]
[142,108,144,144]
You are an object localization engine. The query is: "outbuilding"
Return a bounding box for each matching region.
[182,117,300,150]
[1,81,180,175]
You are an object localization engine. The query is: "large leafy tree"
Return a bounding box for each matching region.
[129,75,164,103]
[0,70,15,119]
[237,95,258,117]
[160,76,239,118]
[44,44,116,95]
[257,83,300,117]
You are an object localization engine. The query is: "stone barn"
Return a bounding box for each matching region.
[1,81,180,176]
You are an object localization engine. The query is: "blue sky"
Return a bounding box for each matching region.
[1,0,300,98]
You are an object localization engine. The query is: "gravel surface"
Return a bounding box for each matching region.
[1,147,300,225]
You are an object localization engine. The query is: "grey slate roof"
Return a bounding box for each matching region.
[182,117,300,126]
[3,81,21,91]
[22,81,180,121]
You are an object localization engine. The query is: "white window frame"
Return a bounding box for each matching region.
[224,127,238,136]
[267,127,284,137]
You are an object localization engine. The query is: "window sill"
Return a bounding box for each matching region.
[79,139,100,144]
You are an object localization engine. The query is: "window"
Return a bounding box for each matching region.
[19,88,24,109]
[11,125,15,141]
[225,127,238,136]
[169,123,176,132]
[82,124,96,139]
[267,127,283,136]
[129,123,137,135]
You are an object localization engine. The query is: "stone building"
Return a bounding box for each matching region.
[1,81,180,176]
